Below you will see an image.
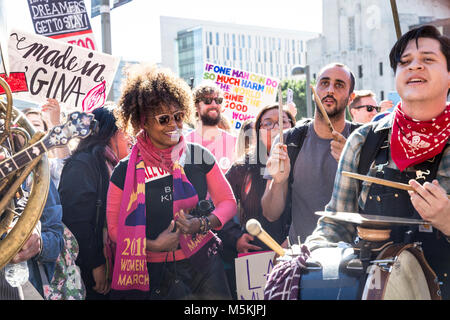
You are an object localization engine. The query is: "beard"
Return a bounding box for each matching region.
[200,108,221,126]
[317,95,349,120]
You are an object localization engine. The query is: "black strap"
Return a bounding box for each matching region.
[357,124,389,175]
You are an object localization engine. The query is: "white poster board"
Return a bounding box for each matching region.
[7,29,119,111]
[235,251,276,300]
[203,62,279,134]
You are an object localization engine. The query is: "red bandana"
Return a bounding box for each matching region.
[390,103,450,172]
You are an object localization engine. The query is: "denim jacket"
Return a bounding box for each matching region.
[26,180,64,297]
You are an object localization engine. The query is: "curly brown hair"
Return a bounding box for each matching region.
[192,82,224,107]
[115,63,194,135]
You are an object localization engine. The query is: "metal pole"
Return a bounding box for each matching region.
[390,0,402,40]
[305,65,312,118]
[101,0,114,101]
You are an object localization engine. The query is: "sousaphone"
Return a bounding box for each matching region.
[0,76,50,270]
[0,77,96,270]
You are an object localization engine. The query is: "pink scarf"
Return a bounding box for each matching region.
[111,132,214,292]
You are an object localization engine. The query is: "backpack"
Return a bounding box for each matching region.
[41,224,86,300]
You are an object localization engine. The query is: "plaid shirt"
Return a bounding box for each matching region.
[306,112,450,244]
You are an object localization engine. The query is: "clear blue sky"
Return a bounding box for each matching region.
[4,0,322,63]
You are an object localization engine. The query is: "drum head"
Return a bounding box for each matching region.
[363,247,432,300]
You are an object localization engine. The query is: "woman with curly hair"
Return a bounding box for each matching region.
[106,64,236,300]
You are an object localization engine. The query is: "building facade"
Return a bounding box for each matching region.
[306,0,450,102]
[161,16,318,87]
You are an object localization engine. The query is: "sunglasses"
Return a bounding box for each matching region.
[198,97,223,105]
[260,119,293,130]
[352,105,380,112]
[154,111,185,126]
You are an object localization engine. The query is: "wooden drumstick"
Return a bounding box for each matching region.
[246,219,285,256]
[310,85,335,134]
[342,171,450,199]
[277,86,284,173]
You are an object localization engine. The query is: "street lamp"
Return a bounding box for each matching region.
[291,65,313,118]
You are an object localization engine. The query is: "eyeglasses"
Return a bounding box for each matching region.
[197,97,223,105]
[352,105,380,112]
[260,119,293,130]
[154,111,185,126]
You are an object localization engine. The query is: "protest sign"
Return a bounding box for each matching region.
[7,29,119,111]
[235,251,276,300]
[203,62,279,133]
[27,0,98,50]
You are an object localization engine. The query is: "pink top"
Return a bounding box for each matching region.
[185,129,237,174]
[107,162,236,245]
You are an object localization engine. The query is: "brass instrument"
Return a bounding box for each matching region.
[0,77,50,270]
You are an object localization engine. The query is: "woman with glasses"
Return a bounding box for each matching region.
[225,104,296,254]
[106,64,236,300]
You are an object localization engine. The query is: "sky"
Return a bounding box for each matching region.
[2,0,323,63]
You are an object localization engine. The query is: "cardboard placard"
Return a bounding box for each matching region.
[203,62,279,133]
[27,0,98,50]
[235,251,276,300]
[8,29,119,111]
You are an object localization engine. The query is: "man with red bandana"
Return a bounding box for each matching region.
[306,25,450,299]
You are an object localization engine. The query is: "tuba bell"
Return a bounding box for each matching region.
[0,77,50,270]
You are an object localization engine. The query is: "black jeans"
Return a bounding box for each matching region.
[148,253,232,300]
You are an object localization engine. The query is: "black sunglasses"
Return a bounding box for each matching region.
[352,105,380,112]
[198,97,223,105]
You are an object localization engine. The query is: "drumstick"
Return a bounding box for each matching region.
[246,219,285,256]
[277,86,284,173]
[342,171,450,199]
[310,85,335,133]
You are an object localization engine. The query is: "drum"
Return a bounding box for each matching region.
[298,243,441,300]
[362,243,441,300]
[298,244,363,300]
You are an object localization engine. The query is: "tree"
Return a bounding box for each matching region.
[278,79,310,120]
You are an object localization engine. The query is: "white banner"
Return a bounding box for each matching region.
[8,29,119,111]
[235,251,276,300]
[203,62,279,133]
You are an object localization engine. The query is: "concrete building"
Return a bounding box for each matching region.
[306,0,450,102]
[160,16,318,87]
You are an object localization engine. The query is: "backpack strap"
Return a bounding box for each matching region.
[285,118,312,185]
[357,123,390,175]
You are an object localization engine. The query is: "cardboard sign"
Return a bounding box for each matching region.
[203,62,279,133]
[287,88,293,104]
[235,251,276,300]
[8,29,119,111]
[27,0,98,50]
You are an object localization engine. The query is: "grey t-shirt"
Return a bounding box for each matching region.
[289,121,351,243]
[264,121,352,244]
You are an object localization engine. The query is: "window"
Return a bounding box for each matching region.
[216,33,219,46]
[232,34,236,47]
[380,90,385,100]
[348,17,356,50]
[206,46,210,59]
[379,62,383,76]
[358,65,363,78]
[248,35,251,48]
[209,32,212,45]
